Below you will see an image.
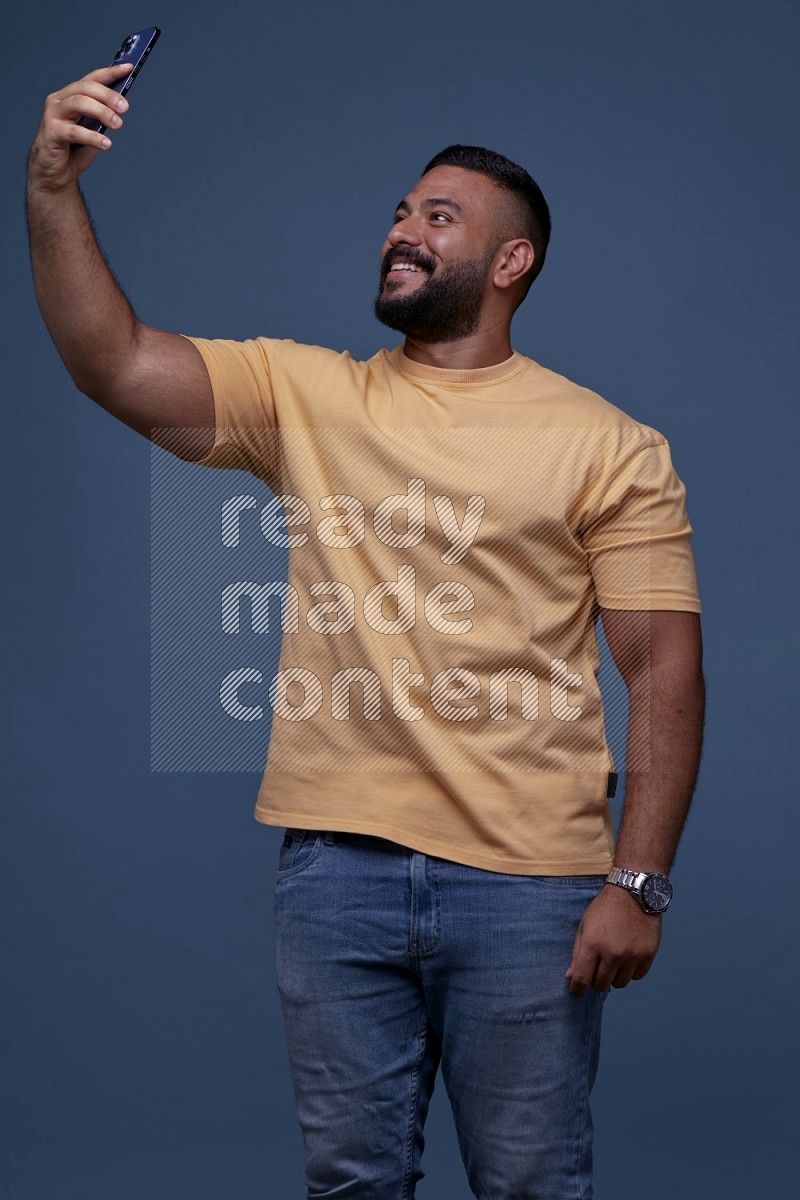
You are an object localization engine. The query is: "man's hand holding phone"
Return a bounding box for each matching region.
[27,63,134,194]
[28,27,159,193]
[25,27,214,462]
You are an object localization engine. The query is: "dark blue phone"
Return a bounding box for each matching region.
[78,27,160,134]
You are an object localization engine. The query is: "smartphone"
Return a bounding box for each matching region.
[78,27,160,134]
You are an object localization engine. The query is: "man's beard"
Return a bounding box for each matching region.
[373,247,496,343]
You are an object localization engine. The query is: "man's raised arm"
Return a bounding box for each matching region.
[26,61,215,462]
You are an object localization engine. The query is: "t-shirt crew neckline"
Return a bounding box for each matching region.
[389,345,529,387]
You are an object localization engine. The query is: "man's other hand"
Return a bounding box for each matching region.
[565,884,662,996]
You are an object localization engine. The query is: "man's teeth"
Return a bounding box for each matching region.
[390,262,423,272]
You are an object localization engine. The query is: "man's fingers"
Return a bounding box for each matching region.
[591,959,617,992]
[57,77,129,105]
[84,62,135,84]
[59,95,125,130]
[52,80,129,124]
[565,924,582,980]
[609,952,656,988]
[568,943,599,996]
[578,952,646,993]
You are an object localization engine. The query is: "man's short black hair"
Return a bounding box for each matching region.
[421,144,551,305]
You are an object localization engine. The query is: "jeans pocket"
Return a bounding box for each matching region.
[276,829,324,880]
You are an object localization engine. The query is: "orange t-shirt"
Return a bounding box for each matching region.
[178,336,701,874]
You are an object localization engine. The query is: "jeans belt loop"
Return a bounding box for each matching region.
[323,831,336,845]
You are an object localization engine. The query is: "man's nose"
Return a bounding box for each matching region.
[387,216,423,247]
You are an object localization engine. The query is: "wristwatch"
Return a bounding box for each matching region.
[606,867,673,914]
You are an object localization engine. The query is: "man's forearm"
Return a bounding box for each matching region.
[565,611,704,993]
[613,659,706,873]
[25,176,139,397]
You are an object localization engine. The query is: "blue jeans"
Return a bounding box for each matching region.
[274,829,608,1199]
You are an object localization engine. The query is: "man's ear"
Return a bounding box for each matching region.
[493,239,535,291]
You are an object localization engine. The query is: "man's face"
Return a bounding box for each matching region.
[374,166,502,343]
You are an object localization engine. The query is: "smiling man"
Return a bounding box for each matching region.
[27,61,705,1200]
[375,154,543,351]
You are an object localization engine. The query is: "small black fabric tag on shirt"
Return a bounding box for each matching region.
[607,771,618,798]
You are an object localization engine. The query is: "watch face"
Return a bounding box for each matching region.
[641,873,673,913]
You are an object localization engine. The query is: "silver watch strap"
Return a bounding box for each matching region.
[607,866,649,892]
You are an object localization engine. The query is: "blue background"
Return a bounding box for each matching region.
[4,0,798,1195]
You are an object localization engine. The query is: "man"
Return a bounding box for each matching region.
[27,59,705,1200]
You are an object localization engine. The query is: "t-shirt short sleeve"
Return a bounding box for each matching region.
[582,437,702,612]
[179,335,278,475]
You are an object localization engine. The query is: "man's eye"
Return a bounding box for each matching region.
[431,212,449,222]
